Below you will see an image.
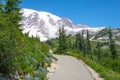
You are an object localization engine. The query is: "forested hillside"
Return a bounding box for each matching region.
[0,0,51,80]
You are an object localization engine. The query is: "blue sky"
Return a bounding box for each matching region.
[21,0,120,28]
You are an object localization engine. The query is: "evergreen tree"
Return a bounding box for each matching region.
[75,33,80,50]
[58,26,67,53]
[0,0,23,76]
[74,30,86,53]
[86,30,92,59]
[58,27,62,52]
[79,33,83,51]
[108,28,117,59]
[0,0,3,12]
[81,30,86,54]
[5,0,22,28]
[96,42,101,62]
[0,0,5,30]
[86,30,92,53]
[62,27,67,50]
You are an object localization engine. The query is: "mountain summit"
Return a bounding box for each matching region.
[21,8,104,41]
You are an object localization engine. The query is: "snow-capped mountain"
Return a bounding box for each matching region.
[21,8,105,41]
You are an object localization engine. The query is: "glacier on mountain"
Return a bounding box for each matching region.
[21,8,105,41]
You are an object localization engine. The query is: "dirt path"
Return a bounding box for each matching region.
[48,55,94,80]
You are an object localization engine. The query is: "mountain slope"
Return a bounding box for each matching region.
[21,8,104,41]
[91,28,120,45]
[92,28,120,40]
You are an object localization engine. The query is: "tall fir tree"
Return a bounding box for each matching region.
[0,0,5,29]
[62,26,67,50]
[75,33,80,50]
[86,30,92,53]
[74,30,86,54]
[79,33,83,51]
[58,26,67,53]
[0,0,3,28]
[108,28,117,59]
[96,42,101,62]
[81,30,86,54]
[86,30,92,59]
[5,0,22,28]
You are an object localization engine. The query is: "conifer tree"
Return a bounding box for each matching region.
[5,0,22,27]
[0,0,23,76]
[0,0,5,28]
[75,31,86,53]
[75,33,80,50]
[81,30,86,54]
[58,26,67,53]
[58,27,62,52]
[86,30,92,53]
[79,34,83,51]
[108,28,116,59]
[62,27,67,50]
[86,30,92,59]
[96,42,101,62]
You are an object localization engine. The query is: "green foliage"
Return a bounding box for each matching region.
[108,28,117,59]
[75,33,81,50]
[57,26,67,54]
[95,42,102,61]
[0,0,50,79]
[86,30,92,54]
[101,58,120,73]
[49,27,120,80]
